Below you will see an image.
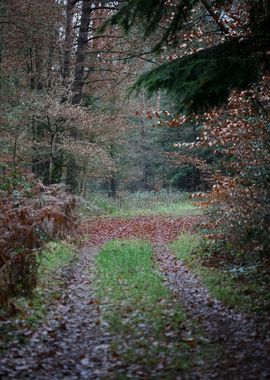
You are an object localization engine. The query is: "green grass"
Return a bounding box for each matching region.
[95,239,207,378]
[170,233,202,263]
[26,241,76,324]
[111,200,199,217]
[81,191,201,218]
[171,234,270,314]
[37,240,75,282]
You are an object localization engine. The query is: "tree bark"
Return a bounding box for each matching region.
[62,0,74,81]
[72,0,92,105]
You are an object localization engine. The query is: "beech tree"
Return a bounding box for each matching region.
[0,0,128,192]
[197,79,270,258]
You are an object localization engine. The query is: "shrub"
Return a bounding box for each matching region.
[198,77,270,261]
[0,175,76,307]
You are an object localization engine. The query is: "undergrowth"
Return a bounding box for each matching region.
[80,190,200,218]
[95,239,207,378]
[0,176,76,307]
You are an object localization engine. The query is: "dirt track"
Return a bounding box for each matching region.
[1,217,270,379]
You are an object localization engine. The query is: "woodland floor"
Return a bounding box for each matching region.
[0,214,270,379]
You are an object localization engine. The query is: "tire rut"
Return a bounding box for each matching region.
[1,241,270,380]
[154,243,270,380]
[0,245,116,380]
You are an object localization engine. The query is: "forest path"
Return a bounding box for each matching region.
[0,246,119,379]
[1,215,270,379]
[81,215,200,245]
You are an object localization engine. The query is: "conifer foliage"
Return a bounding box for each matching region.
[133,40,259,113]
[110,0,270,112]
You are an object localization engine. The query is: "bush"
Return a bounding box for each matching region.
[0,175,76,307]
[198,79,270,261]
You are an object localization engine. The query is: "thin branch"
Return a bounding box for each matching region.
[201,0,230,36]
[87,34,124,42]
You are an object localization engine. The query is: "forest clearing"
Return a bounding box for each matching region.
[1,1,270,379]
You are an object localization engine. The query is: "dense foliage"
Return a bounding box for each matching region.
[199,79,270,259]
[0,175,76,307]
[111,0,270,112]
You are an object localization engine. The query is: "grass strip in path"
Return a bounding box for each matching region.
[95,239,204,379]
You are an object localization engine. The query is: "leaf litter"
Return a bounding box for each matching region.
[0,246,122,379]
[154,243,270,380]
[81,215,200,245]
[1,215,270,379]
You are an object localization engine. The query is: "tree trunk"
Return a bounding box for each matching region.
[72,0,92,105]
[141,92,149,191]
[65,1,93,192]
[108,176,117,198]
[51,151,64,184]
[62,0,74,81]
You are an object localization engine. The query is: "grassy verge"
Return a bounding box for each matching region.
[171,233,270,315]
[37,240,75,286]
[80,191,201,218]
[0,241,76,349]
[95,239,208,378]
[110,200,199,218]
